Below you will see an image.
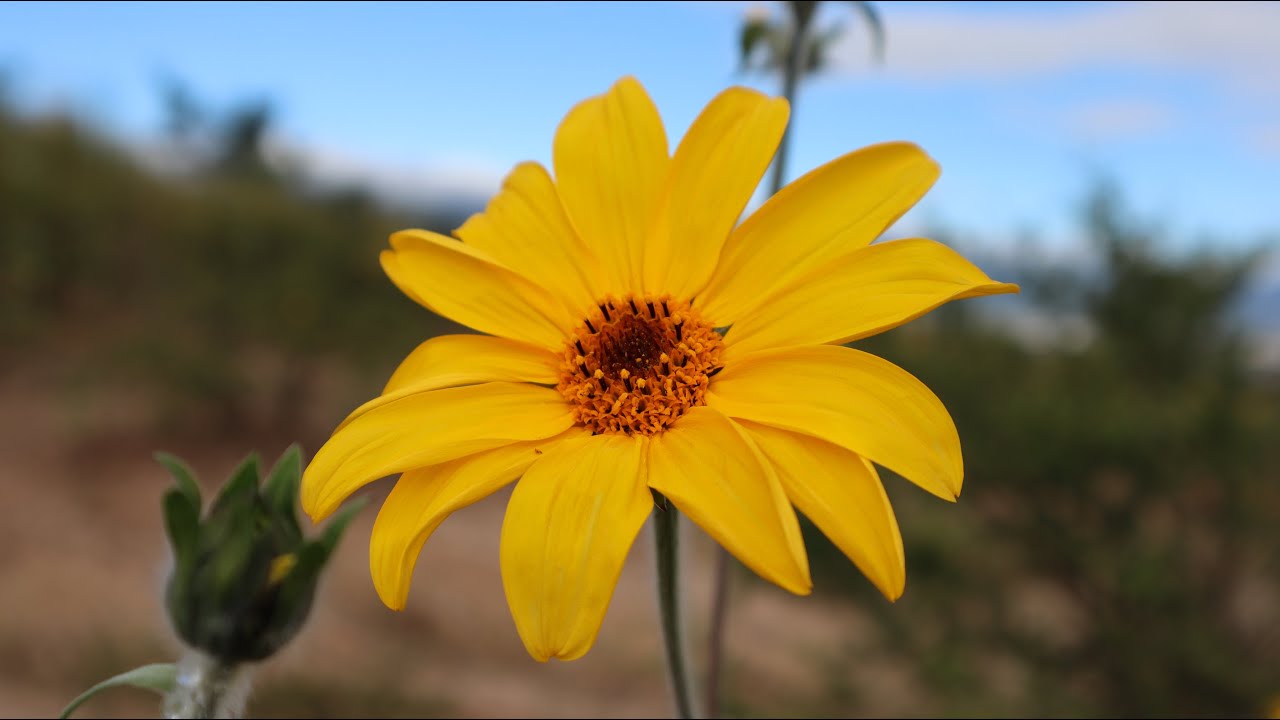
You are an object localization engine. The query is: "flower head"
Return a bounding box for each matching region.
[301,77,1018,661]
[160,447,359,663]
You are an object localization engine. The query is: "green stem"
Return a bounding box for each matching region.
[654,495,698,719]
[163,652,249,719]
[766,0,818,197]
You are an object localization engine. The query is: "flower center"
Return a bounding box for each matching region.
[557,294,723,436]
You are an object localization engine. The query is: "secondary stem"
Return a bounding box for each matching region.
[655,495,698,719]
[704,551,732,719]
[163,652,249,719]
[707,4,817,717]
[766,0,817,198]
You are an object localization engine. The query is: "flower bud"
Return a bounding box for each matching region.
[157,446,359,663]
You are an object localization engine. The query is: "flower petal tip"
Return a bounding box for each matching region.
[377,248,397,273]
[614,74,644,91]
[557,640,598,662]
[298,478,330,523]
[373,582,408,612]
[299,490,336,523]
[526,647,553,663]
[777,568,814,597]
[388,227,441,249]
[944,471,964,502]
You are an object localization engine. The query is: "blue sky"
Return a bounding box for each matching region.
[2,1,1278,265]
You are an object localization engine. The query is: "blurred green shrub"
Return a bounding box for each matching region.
[805,186,1280,716]
[0,98,466,429]
[3,92,1277,716]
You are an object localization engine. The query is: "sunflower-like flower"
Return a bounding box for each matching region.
[301,77,1018,662]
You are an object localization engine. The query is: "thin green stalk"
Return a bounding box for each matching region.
[655,495,698,719]
[163,652,250,719]
[766,0,817,197]
[704,550,731,719]
[707,5,816,717]
[706,5,814,712]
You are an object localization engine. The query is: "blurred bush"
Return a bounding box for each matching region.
[3,90,1277,716]
[808,186,1280,717]
[0,95,466,431]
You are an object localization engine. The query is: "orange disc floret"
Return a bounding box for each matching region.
[557,294,724,436]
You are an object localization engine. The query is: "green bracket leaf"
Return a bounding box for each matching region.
[162,488,200,569]
[59,662,177,719]
[263,445,304,538]
[209,453,261,517]
[155,452,202,513]
[317,495,367,560]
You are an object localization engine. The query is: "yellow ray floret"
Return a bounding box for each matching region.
[300,75,1019,663]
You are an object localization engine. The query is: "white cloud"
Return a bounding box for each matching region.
[1250,126,1280,160]
[1066,98,1173,142]
[831,1,1280,96]
[270,141,506,212]
[129,132,508,213]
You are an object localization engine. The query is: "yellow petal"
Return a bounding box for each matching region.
[647,407,810,595]
[553,76,669,295]
[708,345,962,501]
[382,229,573,351]
[382,334,560,395]
[456,161,603,317]
[302,382,574,521]
[737,420,905,600]
[333,335,559,434]
[644,87,789,297]
[725,238,1021,357]
[698,142,941,326]
[500,433,652,662]
[369,427,586,611]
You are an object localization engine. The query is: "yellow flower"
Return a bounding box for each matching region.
[301,77,1019,662]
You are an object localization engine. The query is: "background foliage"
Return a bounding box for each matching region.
[2,82,1278,716]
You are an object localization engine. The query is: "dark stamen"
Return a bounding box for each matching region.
[597,377,608,391]
[600,304,611,322]
[679,355,688,367]
[647,301,656,318]
[707,366,724,378]
[674,322,683,341]
[624,376,633,392]
[661,361,670,374]
[585,319,597,334]
[629,298,639,314]
[575,339,585,354]
[661,300,670,317]
[579,363,590,378]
